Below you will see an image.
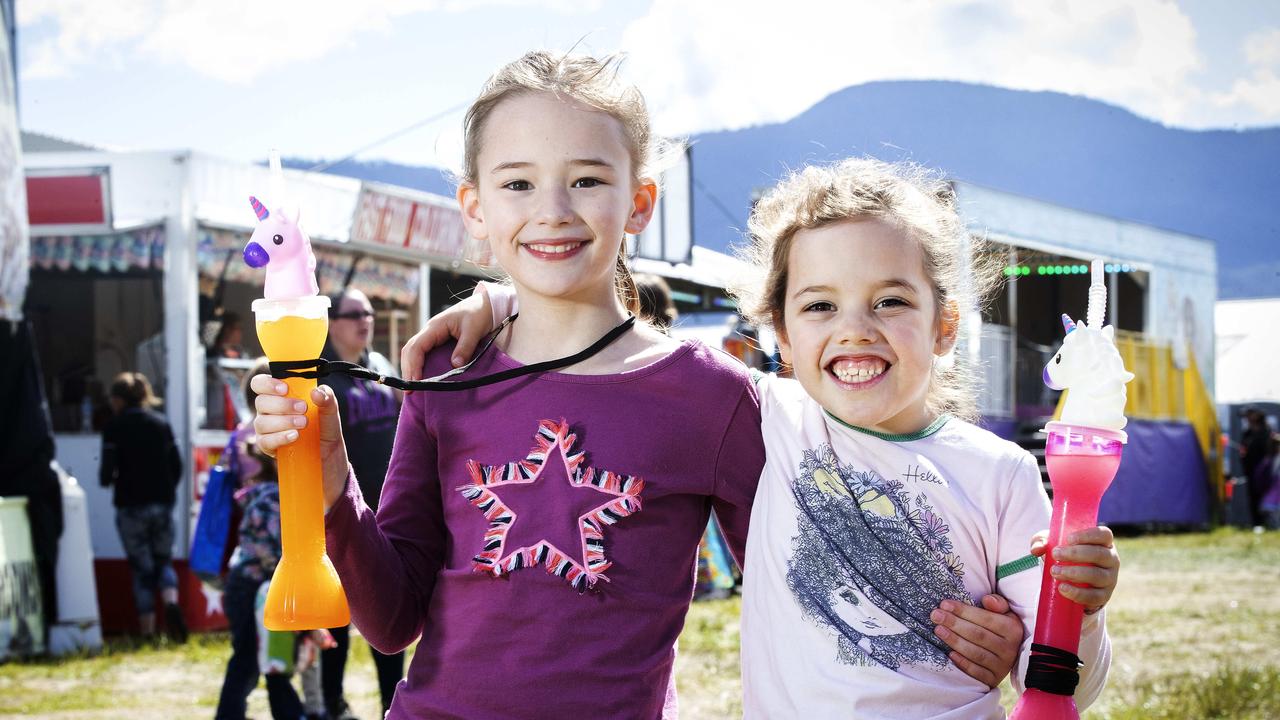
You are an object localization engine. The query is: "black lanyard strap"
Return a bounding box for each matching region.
[267,314,637,392]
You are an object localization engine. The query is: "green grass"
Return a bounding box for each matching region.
[1094,665,1280,720]
[3,529,1278,718]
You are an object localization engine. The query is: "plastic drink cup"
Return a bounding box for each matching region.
[252,295,350,631]
[1009,421,1124,720]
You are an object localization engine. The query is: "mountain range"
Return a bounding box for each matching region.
[288,80,1280,299]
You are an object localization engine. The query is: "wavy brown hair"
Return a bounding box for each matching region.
[732,158,1003,421]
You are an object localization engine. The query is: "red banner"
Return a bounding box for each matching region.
[351,187,476,261]
[27,172,111,227]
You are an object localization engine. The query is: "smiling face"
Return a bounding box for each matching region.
[777,218,956,436]
[457,92,655,308]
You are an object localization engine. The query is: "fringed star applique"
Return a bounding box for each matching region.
[458,419,644,591]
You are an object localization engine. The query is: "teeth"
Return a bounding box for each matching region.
[526,242,582,254]
[830,358,887,384]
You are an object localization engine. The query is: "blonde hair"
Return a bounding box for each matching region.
[461,50,681,314]
[109,371,161,409]
[734,158,1003,421]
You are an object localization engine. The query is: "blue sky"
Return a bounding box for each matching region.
[17,1,1280,171]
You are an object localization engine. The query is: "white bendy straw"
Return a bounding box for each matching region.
[1086,259,1106,330]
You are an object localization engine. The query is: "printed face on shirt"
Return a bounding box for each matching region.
[776,218,955,436]
[458,92,656,306]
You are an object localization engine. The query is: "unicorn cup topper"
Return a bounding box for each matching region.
[242,152,319,299]
[1042,259,1135,433]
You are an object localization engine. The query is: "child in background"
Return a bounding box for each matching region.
[216,360,329,720]
[733,158,1117,717]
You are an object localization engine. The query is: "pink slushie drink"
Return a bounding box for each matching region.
[1010,260,1133,720]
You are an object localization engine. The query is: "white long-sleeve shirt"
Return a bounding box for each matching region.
[741,374,1110,719]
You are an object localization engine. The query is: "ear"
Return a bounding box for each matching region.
[624,179,658,235]
[457,182,488,241]
[934,301,960,355]
[1102,324,1115,340]
[285,205,300,224]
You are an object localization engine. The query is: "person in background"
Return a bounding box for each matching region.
[215,359,323,720]
[212,312,246,359]
[1255,433,1280,530]
[1241,408,1272,527]
[634,272,678,331]
[318,288,404,720]
[99,371,186,642]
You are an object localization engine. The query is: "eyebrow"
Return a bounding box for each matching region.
[790,278,919,300]
[489,158,616,174]
[791,284,835,300]
[878,278,919,293]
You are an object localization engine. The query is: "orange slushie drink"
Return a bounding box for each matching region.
[252,296,350,630]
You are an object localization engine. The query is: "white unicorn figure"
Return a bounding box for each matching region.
[1042,260,1135,431]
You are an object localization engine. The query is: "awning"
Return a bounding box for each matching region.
[29,227,164,273]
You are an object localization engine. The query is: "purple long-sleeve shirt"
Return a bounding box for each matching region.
[325,339,764,719]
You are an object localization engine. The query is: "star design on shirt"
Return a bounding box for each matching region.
[458,419,644,591]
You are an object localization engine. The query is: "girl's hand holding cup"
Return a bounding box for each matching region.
[250,373,350,511]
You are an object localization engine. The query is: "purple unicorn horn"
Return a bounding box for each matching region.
[1061,314,1077,334]
[249,196,270,221]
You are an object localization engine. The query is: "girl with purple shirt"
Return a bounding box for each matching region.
[253,50,1022,718]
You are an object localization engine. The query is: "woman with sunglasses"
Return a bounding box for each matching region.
[318,287,405,720]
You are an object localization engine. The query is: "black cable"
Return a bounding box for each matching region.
[692,176,743,229]
[1024,642,1084,696]
[268,314,636,392]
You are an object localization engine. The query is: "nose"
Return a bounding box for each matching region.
[835,308,876,345]
[243,241,269,268]
[1042,365,1064,391]
[536,186,575,226]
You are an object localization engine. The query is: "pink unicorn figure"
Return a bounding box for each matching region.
[242,195,319,299]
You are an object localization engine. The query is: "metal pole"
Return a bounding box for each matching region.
[1008,246,1018,416]
[417,262,431,327]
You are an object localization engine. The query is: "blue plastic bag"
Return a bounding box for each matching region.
[190,433,239,582]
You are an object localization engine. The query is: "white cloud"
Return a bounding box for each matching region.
[1208,26,1280,121]
[20,0,1279,131]
[19,0,153,78]
[18,0,601,84]
[1244,27,1280,67]
[620,0,1271,133]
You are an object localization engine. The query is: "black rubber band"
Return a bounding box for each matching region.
[268,314,637,392]
[1024,642,1084,696]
